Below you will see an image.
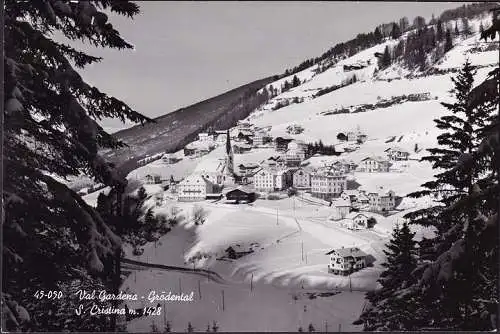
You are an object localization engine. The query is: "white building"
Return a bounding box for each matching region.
[326,247,367,275]
[144,174,161,184]
[253,168,288,192]
[253,130,270,146]
[358,156,391,172]
[292,167,313,189]
[368,187,396,212]
[385,146,410,161]
[285,142,307,167]
[177,174,214,202]
[198,133,211,141]
[341,189,370,210]
[342,212,369,230]
[330,198,351,220]
[311,167,347,201]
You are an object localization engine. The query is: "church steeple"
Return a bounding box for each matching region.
[226,129,234,174]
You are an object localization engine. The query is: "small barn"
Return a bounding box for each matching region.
[225,187,256,203]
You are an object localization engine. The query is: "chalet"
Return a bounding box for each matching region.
[177,174,214,202]
[184,143,198,156]
[341,190,369,209]
[144,174,161,185]
[368,187,396,212]
[310,167,347,200]
[225,186,256,203]
[198,132,212,142]
[332,159,358,173]
[253,130,271,146]
[292,167,313,189]
[346,131,358,142]
[233,142,252,154]
[358,156,391,172]
[385,146,410,161]
[330,198,351,221]
[275,136,294,152]
[265,156,286,169]
[326,247,367,275]
[162,153,183,164]
[342,212,369,230]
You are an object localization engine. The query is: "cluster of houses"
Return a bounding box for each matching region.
[327,186,397,230]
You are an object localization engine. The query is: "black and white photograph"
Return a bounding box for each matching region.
[2,1,499,332]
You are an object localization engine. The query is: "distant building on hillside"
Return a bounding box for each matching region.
[285,142,307,167]
[385,146,410,161]
[275,136,294,152]
[358,156,391,172]
[144,174,161,185]
[198,132,212,142]
[264,156,286,169]
[310,166,347,200]
[233,142,252,154]
[332,159,358,174]
[368,187,396,212]
[253,130,271,146]
[326,247,367,275]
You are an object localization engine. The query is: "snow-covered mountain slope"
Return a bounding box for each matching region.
[248,18,497,150]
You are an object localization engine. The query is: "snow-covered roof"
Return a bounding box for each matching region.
[333,198,351,207]
[179,173,213,186]
[361,156,389,163]
[326,247,367,258]
[345,212,369,220]
[385,146,409,153]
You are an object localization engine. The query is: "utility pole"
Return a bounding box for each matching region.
[221,290,225,311]
[250,273,253,291]
[301,241,304,262]
[198,280,202,300]
[276,208,279,225]
[179,277,182,294]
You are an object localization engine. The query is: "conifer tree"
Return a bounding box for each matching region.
[356,222,418,330]
[444,29,453,52]
[3,0,154,331]
[436,19,444,41]
[391,22,401,39]
[401,57,498,330]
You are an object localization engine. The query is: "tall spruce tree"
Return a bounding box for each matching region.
[355,222,418,331]
[401,56,498,330]
[436,19,444,41]
[444,29,453,52]
[2,0,158,331]
[391,22,401,39]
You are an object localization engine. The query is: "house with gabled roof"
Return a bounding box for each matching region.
[358,156,391,172]
[385,146,410,161]
[326,246,368,275]
[177,174,214,202]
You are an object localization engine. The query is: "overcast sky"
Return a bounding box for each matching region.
[78,2,462,133]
